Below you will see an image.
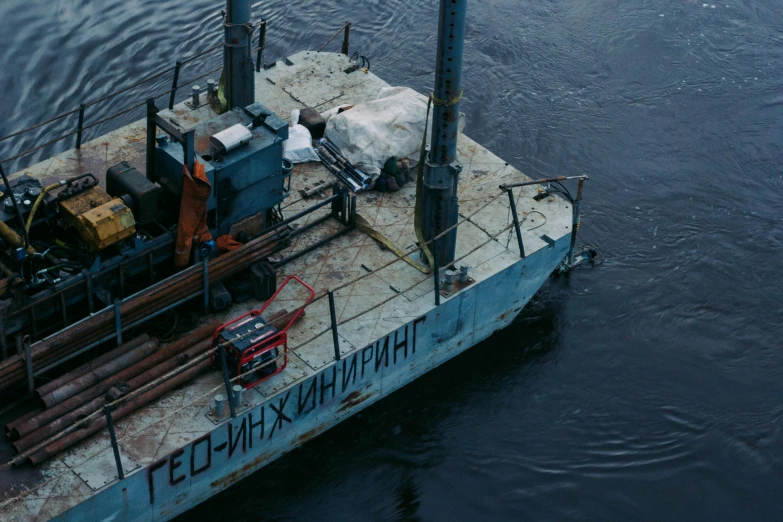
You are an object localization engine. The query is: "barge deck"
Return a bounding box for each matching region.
[0,51,574,521]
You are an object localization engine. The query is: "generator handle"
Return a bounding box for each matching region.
[255,275,316,334]
[209,309,261,365]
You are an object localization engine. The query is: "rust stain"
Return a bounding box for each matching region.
[294,424,326,445]
[210,450,274,490]
[337,390,374,412]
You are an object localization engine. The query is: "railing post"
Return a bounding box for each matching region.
[113,299,123,346]
[85,270,95,313]
[568,179,585,266]
[103,405,125,480]
[432,238,441,306]
[202,259,210,314]
[328,290,341,361]
[256,19,267,72]
[0,318,7,361]
[218,345,237,418]
[506,188,526,259]
[341,22,351,56]
[169,61,182,110]
[75,104,86,149]
[146,98,158,182]
[23,336,34,394]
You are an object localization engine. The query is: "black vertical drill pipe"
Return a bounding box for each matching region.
[169,61,182,110]
[24,337,34,394]
[219,345,237,418]
[113,299,123,346]
[145,99,158,181]
[328,291,341,361]
[183,130,195,174]
[30,306,38,340]
[15,334,22,356]
[568,179,585,266]
[256,20,267,72]
[0,163,30,248]
[60,293,68,328]
[0,319,7,361]
[341,22,351,56]
[202,259,210,314]
[75,104,86,149]
[118,263,125,298]
[432,238,441,306]
[86,271,95,313]
[103,405,125,480]
[506,189,525,259]
[147,251,154,283]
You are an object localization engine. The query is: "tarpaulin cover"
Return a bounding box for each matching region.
[323,86,465,177]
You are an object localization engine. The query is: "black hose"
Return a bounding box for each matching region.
[0,162,30,248]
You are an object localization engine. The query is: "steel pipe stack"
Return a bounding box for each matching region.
[0,226,290,392]
[4,308,303,464]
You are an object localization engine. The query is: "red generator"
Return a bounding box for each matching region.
[211,276,315,388]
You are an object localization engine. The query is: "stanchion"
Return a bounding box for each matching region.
[169,61,182,110]
[328,291,341,361]
[75,104,86,149]
[506,189,526,259]
[103,405,125,480]
[219,345,237,418]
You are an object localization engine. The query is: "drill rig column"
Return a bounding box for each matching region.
[224,0,255,109]
[422,0,468,266]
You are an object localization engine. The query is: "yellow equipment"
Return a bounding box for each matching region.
[59,186,136,251]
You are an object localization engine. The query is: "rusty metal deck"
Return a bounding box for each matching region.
[0,52,573,521]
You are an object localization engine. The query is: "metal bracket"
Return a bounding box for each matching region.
[440,276,476,298]
[423,160,462,188]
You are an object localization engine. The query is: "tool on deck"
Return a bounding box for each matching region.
[211,275,315,388]
[316,137,371,193]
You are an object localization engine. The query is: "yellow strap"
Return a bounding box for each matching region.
[208,70,229,114]
[430,89,463,107]
[352,95,437,275]
[355,214,430,274]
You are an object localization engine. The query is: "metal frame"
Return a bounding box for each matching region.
[1,233,175,351]
[210,275,315,390]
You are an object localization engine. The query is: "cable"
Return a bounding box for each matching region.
[0,163,29,248]
[25,183,62,233]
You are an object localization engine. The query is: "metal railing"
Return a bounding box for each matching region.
[0,44,222,169]
[318,22,352,55]
[0,19,352,172]
[0,174,588,489]
[0,14,588,493]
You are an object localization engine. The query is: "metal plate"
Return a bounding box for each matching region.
[70,447,140,491]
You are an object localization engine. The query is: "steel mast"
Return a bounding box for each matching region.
[223,0,255,109]
[421,0,468,266]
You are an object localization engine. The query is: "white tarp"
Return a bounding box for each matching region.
[283,109,320,163]
[283,124,319,163]
[323,86,465,177]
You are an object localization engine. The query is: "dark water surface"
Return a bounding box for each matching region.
[2,0,782,520]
